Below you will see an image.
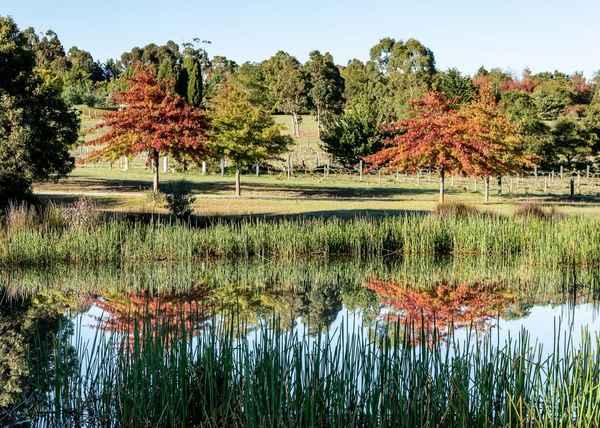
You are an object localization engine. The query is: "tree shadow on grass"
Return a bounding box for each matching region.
[36,193,125,209]
[40,176,440,200]
[512,193,600,207]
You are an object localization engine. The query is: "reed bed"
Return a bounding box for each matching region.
[2,213,600,268]
[19,314,600,427]
[3,256,600,303]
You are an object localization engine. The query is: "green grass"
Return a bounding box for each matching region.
[3,210,600,268]
[22,311,600,427]
[54,107,600,218]
[33,166,600,218]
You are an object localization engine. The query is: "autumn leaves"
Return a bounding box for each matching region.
[366,90,532,202]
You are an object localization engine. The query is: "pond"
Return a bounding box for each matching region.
[2,257,600,427]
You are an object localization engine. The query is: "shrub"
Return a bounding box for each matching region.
[433,202,482,219]
[513,203,563,221]
[63,197,101,229]
[167,189,195,220]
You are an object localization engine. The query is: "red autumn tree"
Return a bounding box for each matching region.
[366,91,526,203]
[87,66,209,192]
[366,279,513,345]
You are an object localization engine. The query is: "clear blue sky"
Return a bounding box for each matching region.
[5,0,600,77]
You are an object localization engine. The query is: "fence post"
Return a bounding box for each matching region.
[163,156,168,173]
[256,164,260,176]
[359,160,363,181]
[287,154,292,180]
[378,169,382,185]
[544,175,548,193]
[123,156,129,171]
[201,161,207,175]
[220,158,225,176]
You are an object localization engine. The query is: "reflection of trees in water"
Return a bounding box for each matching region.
[366,279,517,344]
[0,289,79,425]
[301,281,343,332]
[93,290,212,340]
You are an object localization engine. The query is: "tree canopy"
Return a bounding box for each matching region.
[0,16,79,202]
[86,66,209,192]
[209,78,291,196]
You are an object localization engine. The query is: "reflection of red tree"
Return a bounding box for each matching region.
[94,290,211,341]
[366,279,514,344]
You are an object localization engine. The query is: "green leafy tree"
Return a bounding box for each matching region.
[369,37,436,118]
[432,68,476,104]
[184,55,203,107]
[235,62,270,109]
[321,101,385,168]
[210,79,291,196]
[548,117,593,196]
[341,59,392,123]
[304,51,345,135]
[532,77,574,120]
[203,55,238,100]
[157,57,177,86]
[0,16,79,202]
[500,90,551,166]
[262,51,308,136]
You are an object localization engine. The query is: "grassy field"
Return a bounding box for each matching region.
[60,106,600,218]
[33,166,600,217]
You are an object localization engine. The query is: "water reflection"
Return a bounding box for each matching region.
[366,279,516,344]
[2,258,600,425]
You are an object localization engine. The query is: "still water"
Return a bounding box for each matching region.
[2,257,600,426]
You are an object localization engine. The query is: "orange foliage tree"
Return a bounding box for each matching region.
[459,90,533,201]
[87,66,209,192]
[94,290,211,343]
[366,279,513,345]
[366,91,528,203]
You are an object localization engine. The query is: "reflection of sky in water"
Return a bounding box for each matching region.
[71,301,600,365]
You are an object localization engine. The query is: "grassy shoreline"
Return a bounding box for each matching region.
[3,210,600,267]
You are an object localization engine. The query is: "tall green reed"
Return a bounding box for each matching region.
[25,312,600,427]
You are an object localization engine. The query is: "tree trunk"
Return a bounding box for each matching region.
[439,169,445,204]
[220,158,225,176]
[255,164,260,176]
[201,161,207,175]
[292,112,299,137]
[163,156,168,173]
[123,156,129,171]
[316,107,321,139]
[235,168,241,197]
[152,149,160,193]
[359,160,363,181]
[484,176,490,203]
[497,176,502,195]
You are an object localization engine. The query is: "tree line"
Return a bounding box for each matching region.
[3,15,600,202]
